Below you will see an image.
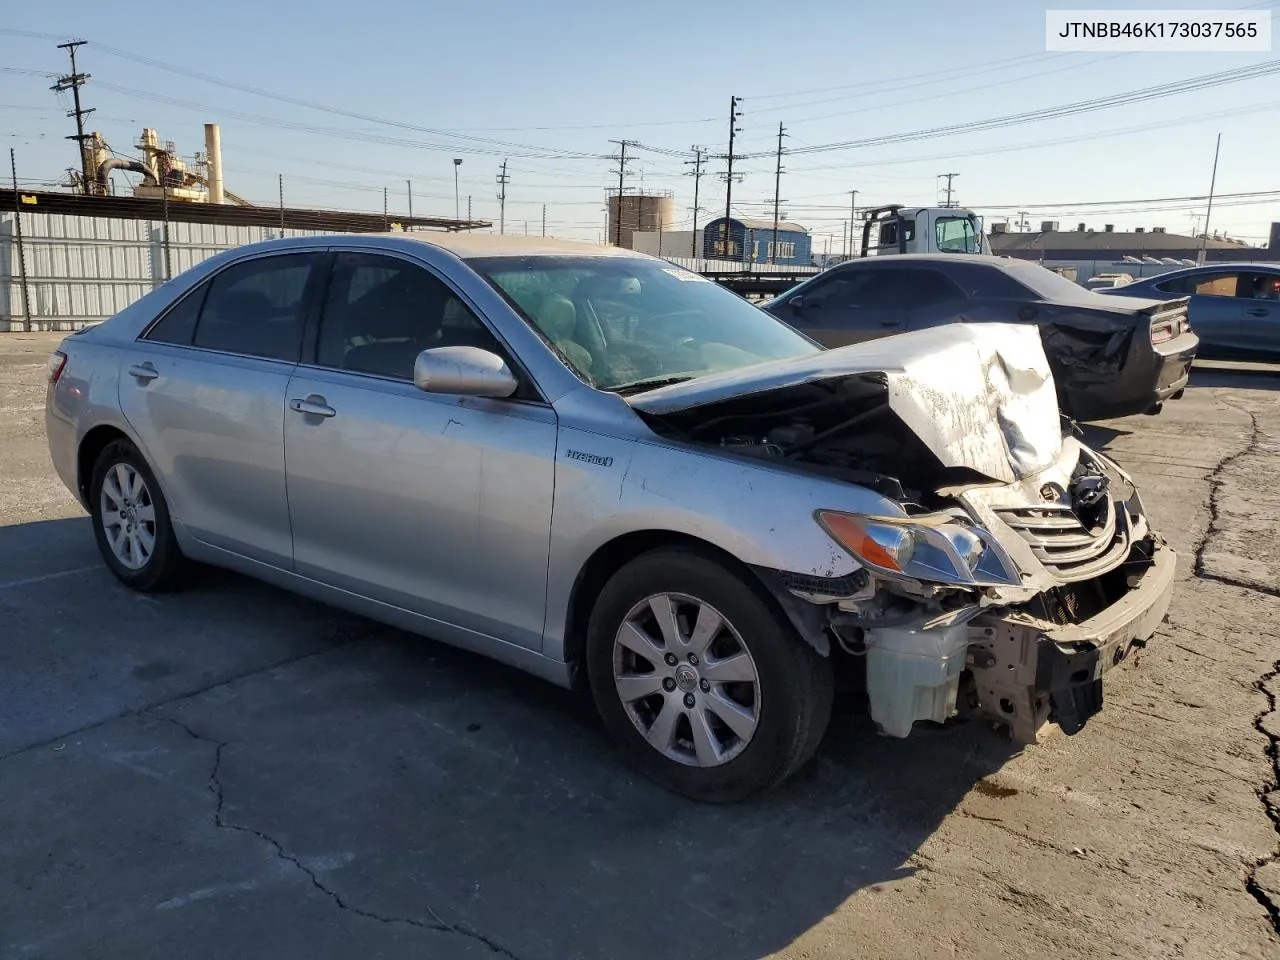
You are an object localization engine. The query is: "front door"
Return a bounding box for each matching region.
[282,251,557,650]
[783,269,908,347]
[118,251,324,567]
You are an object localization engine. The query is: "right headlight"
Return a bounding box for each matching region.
[815,510,1022,588]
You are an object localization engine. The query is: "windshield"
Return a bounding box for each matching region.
[468,255,821,391]
[934,216,981,254]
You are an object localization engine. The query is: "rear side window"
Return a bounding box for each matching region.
[889,269,964,309]
[190,254,320,361]
[144,286,207,345]
[944,262,1032,300]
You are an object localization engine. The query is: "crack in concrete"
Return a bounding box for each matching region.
[163,718,519,959]
[0,645,341,765]
[1187,395,1280,931]
[1192,398,1261,585]
[1245,660,1280,932]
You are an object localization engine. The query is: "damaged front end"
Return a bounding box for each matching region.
[632,324,1176,744]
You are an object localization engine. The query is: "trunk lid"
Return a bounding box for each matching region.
[629,323,1063,485]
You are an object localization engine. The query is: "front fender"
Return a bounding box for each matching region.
[542,430,901,661]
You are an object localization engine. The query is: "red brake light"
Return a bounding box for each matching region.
[48,351,68,384]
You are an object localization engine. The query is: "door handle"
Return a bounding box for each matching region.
[128,362,159,382]
[1247,307,1270,317]
[289,396,336,418]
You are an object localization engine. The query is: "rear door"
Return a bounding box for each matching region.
[780,268,907,347]
[119,251,324,567]
[1153,270,1244,353]
[1235,272,1280,357]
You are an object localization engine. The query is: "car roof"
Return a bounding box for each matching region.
[832,253,1024,269]
[1154,261,1280,274]
[292,231,648,261]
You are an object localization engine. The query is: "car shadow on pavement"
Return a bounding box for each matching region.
[168,583,1022,960]
[0,520,1023,960]
[1189,360,1280,391]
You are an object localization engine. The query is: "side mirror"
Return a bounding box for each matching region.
[413,346,519,399]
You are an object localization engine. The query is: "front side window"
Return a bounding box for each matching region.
[1192,273,1240,297]
[934,217,980,254]
[469,256,819,392]
[316,252,504,381]
[191,254,319,361]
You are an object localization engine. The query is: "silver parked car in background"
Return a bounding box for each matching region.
[46,234,1176,802]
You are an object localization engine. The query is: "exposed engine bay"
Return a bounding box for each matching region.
[632,327,1176,746]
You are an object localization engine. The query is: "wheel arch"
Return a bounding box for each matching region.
[77,424,132,505]
[561,529,830,689]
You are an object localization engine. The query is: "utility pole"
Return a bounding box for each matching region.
[608,140,637,247]
[1199,133,1222,265]
[939,172,959,208]
[383,186,388,230]
[541,203,546,237]
[496,160,509,235]
[770,122,787,264]
[406,179,413,220]
[1016,210,1030,232]
[686,144,706,257]
[52,40,94,195]
[10,148,32,328]
[717,96,743,258]
[453,158,462,222]
[684,146,706,258]
[467,195,472,221]
[849,190,859,257]
[278,174,285,238]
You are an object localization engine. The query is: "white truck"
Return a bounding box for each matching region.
[859,204,992,257]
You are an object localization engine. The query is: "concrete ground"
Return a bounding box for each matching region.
[1,330,1278,960]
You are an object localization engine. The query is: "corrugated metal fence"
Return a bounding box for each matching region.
[1,211,330,331]
[1,211,817,332]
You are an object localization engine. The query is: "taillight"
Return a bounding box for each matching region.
[1150,323,1173,344]
[48,351,68,384]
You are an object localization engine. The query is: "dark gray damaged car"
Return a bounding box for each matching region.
[765,254,1200,422]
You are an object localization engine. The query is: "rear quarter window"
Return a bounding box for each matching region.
[942,263,1032,300]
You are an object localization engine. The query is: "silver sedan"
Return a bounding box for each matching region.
[46,233,1176,802]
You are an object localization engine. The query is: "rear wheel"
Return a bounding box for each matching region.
[89,439,187,592]
[586,548,832,803]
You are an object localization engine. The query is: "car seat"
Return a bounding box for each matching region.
[535,294,595,376]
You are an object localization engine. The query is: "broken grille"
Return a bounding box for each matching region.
[995,500,1130,583]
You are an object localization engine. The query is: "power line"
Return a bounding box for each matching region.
[759,59,1280,159]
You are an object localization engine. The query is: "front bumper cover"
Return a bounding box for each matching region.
[964,536,1176,743]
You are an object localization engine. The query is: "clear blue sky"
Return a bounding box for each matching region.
[3,0,1278,246]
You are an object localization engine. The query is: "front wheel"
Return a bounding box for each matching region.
[586,549,832,803]
[89,438,188,592]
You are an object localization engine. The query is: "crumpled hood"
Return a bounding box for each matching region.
[629,323,1064,484]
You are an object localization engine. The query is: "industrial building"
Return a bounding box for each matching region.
[606,190,676,251]
[988,220,1278,282]
[700,216,812,265]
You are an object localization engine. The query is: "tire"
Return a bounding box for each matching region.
[89,438,187,592]
[586,548,833,803]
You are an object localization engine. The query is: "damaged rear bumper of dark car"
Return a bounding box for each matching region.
[1052,327,1199,422]
[963,534,1176,743]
